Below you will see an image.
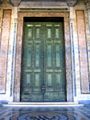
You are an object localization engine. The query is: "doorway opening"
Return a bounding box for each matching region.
[20,17,66,102]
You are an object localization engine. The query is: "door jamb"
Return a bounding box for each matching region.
[14,10,73,102]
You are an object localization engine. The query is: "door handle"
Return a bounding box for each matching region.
[41,85,46,94]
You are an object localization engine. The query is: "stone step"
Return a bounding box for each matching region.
[3,102,83,107]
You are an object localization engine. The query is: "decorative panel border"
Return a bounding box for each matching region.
[14,10,72,102]
[0,9,11,93]
[76,10,89,93]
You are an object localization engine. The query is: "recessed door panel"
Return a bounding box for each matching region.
[21,22,66,102]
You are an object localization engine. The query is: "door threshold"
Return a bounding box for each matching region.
[3,102,83,107]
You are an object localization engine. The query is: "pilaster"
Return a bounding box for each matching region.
[6,7,18,101]
[86,0,90,90]
[69,7,81,102]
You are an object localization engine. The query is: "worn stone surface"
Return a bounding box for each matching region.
[0,106,90,120]
[76,10,89,93]
[66,0,78,6]
[0,10,11,93]
[86,0,90,91]
[7,0,78,7]
[8,0,21,6]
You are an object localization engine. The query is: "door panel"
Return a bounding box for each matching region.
[21,23,43,102]
[21,22,66,102]
[44,23,66,101]
[46,45,52,67]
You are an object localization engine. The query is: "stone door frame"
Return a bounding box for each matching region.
[14,10,73,102]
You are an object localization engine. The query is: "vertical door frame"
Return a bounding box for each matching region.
[14,10,73,102]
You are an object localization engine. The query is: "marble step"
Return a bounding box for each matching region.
[3,102,83,107]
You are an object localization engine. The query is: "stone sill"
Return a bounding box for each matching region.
[3,102,83,107]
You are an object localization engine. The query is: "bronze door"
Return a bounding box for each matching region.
[20,22,66,102]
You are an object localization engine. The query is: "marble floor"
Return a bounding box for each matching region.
[0,105,90,120]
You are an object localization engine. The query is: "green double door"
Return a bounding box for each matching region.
[21,22,66,102]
